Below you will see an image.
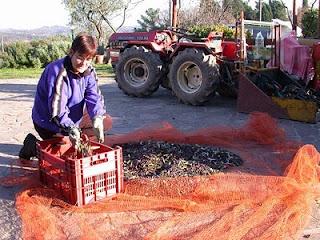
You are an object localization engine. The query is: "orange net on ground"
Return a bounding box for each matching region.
[13,113,320,239]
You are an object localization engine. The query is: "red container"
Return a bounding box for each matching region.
[37,137,123,206]
[222,41,238,60]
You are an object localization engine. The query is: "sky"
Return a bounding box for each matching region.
[0,0,313,30]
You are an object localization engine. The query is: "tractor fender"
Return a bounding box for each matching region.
[121,42,167,54]
[111,42,167,66]
[169,43,214,60]
[110,43,155,68]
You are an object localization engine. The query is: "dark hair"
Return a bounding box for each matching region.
[71,33,97,57]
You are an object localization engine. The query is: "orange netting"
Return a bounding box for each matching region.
[11,112,320,239]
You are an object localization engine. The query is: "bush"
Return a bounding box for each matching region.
[0,52,15,68]
[189,24,235,39]
[301,9,318,38]
[47,39,71,63]
[0,36,71,69]
[5,41,31,68]
[27,40,50,68]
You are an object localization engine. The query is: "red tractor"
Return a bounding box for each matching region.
[108,29,240,105]
[107,1,241,105]
[107,2,320,123]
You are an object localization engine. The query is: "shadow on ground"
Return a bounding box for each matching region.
[0,143,21,156]
[0,83,35,102]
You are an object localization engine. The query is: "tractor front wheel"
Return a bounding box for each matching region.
[169,48,220,105]
[116,46,163,97]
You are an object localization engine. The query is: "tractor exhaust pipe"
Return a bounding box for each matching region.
[171,0,178,29]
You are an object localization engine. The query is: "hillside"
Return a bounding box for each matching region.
[0,26,70,42]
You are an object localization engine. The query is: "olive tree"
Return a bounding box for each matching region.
[136,8,168,31]
[63,0,143,45]
[178,0,236,28]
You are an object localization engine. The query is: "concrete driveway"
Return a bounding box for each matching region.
[0,77,319,239]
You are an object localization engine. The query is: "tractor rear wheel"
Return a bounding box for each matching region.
[116,46,163,97]
[169,48,220,105]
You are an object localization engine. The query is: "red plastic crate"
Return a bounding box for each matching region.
[36,137,123,206]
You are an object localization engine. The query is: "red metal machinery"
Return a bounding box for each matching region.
[107,1,319,122]
[108,0,241,105]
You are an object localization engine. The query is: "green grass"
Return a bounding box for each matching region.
[0,64,114,79]
[0,68,43,79]
[94,64,115,78]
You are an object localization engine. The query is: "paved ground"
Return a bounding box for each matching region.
[0,77,319,239]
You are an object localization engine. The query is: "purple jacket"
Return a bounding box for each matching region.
[32,56,106,133]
